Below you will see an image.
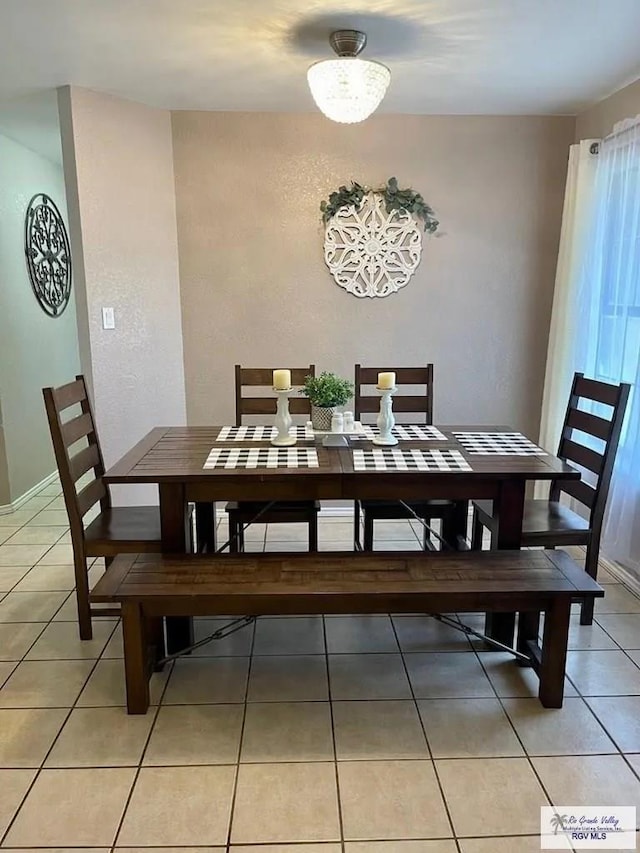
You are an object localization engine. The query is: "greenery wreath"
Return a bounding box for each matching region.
[320,177,439,233]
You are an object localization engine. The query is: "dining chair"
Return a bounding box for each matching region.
[353,363,459,550]
[471,372,630,624]
[225,364,320,551]
[43,375,163,640]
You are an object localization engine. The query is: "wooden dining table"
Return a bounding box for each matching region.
[103,423,580,652]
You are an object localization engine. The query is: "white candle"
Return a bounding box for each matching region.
[378,371,396,390]
[273,369,291,391]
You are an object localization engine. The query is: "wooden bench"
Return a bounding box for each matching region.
[91,549,603,714]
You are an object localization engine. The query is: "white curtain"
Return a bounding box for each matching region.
[576,117,640,574]
[539,140,599,456]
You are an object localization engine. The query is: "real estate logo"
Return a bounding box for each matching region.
[540,807,637,849]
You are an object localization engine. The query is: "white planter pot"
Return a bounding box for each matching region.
[311,405,335,431]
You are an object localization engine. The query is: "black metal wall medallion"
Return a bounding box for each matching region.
[24,193,72,317]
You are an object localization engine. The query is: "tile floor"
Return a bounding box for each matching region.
[1,482,640,851]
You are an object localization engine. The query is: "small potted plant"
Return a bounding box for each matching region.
[301,372,354,431]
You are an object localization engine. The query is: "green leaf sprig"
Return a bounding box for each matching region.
[320,177,439,233]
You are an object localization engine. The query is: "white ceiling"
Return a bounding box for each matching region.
[0,0,640,115]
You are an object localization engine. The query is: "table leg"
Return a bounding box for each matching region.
[442,500,469,550]
[122,601,150,714]
[484,480,525,646]
[195,502,216,553]
[539,599,571,708]
[160,483,195,655]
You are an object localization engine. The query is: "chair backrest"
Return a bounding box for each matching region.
[552,372,630,534]
[43,375,110,547]
[354,364,434,423]
[235,364,316,425]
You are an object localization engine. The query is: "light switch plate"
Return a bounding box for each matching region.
[102,307,115,329]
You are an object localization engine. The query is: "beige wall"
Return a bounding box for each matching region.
[59,86,186,505]
[0,131,80,506]
[576,77,640,140]
[173,112,575,437]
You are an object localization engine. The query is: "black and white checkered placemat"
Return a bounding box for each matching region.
[352,448,472,472]
[355,424,447,441]
[452,431,547,455]
[216,425,314,442]
[204,447,319,469]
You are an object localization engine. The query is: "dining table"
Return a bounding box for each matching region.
[103,423,580,653]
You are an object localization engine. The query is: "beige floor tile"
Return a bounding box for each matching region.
[325,615,398,653]
[478,651,577,698]
[22,494,60,510]
[0,622,45,660]
[241,701,334,762]
[37,543,75,565]
[0,661,16,687]
[163,657,249,704]
[0,768,36,836]
[120,849,223,853]
[405,652,494,699]
[0,565,30,592]
[0,659,94,708]
[223,522,266,543]
[118,765,235,846]
[373,539,422,551]
[568,620,619,650]
[101,623,124,658]
[596,584,640,613]
[320,540,360,551]
[585,696,640,752]
[253,616,325,654]
[13,849,111,853]
[371,521,420,540]
[26,620,116,660]
[339,759,451,840]
[51,593,85,621]
[394,615,472,652]
[437,757,548,835]
[458,838,547,853]
[0,708,67,767]
[567,650,640,695]
[265,540,311,552]
[248,654,328,701]
[4,767,135,846]
[596,614,640,648]
[0,525,20,543]
[419,698,523,758]
[46,707,154,767]
[503,696,616,755]
[231,762,340,844]
[192,617,254,656]
[333,700,428,760]
[0,543,50,565]
[144,704,243,765]
[532,754,640,808]
[329,653,411,700]
[0,590,69,622]
[346,844,457,853]
[265,522,312,542]
[0,508,38,526]
[78,659,169,707]
[5,526,67,546]
[233,846,340,853]
[13,562,76,592]
[29,509,69,526]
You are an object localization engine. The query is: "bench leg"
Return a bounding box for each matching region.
[195,502,216,553]
[538,599,571,709]
[122,601,150,714]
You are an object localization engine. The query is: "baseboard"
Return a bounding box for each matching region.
[0,470,59,516]
[601,555,640,596]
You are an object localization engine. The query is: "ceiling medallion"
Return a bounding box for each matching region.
[24,193,72,317]
[307,30,391,124]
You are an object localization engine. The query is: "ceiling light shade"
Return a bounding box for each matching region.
[307,30,390,124]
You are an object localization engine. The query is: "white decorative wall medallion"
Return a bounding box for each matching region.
[324,191,422,298]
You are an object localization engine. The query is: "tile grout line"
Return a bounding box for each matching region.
[389,613,459,844]
[223,614,257,852]
[322,614,347,852]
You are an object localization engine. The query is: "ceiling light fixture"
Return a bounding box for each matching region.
[307,30,391,124]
